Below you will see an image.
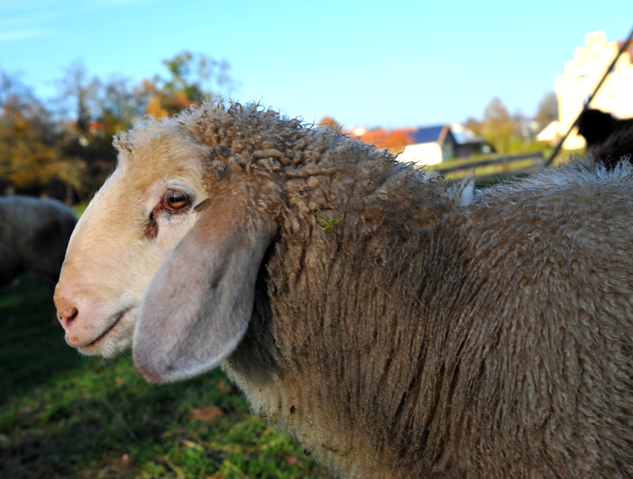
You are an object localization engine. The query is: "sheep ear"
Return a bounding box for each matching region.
[133,199,273,384]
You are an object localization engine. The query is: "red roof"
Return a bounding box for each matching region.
[351,127,416,152]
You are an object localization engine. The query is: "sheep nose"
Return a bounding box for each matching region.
[53,281,79,331]
[54,282,80,331]
[57,306,78,331]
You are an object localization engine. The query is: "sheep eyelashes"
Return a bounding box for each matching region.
[193,198,212,213]
[55,101,633,479]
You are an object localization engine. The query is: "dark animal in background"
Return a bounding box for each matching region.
[588,119,633,168]
[577,108,633,168]
[0,196,77,289]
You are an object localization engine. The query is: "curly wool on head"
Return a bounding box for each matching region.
[116,101,458,254]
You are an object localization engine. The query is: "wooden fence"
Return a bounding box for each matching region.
[432,151,545,183]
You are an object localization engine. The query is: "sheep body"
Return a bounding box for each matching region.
[225,161,633,478]
[55,102,633,478]
[0,196,77,288]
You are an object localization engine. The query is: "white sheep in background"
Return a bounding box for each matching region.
[54,102,633,478]
[0,196,77,289]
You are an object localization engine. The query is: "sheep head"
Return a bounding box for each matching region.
[54,103,290,382]
[55,101,413,385]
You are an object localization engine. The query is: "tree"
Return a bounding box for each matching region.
[101,77,151,133]
[534,92,559,132]
[0,52,239,201]
[0,71,83,200]
[319,116,342,130]
[464,96,552,156]
[53,63,152,197]
[144,51,237,119]
[480,97,518,154]
[55,62,102,135]
[463,117,483,137]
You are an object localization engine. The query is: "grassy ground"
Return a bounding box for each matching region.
[2,159,581,478]
[0,275,329,479]
[427,148,583,184]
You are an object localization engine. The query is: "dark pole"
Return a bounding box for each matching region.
[545,27,633,167]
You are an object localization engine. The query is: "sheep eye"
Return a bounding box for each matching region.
[163,191,192,212]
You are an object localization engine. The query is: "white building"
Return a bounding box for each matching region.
[545,31,633,149]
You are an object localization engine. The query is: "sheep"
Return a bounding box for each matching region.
[585,118,633,169]
[0,195,77,289]
[54,101,633,478]
[577,108,633,163]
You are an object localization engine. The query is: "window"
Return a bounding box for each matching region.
[609,85,619,102]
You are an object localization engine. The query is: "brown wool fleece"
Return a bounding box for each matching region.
[117,102,633,478]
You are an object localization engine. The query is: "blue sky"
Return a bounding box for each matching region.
[1,0,631,129]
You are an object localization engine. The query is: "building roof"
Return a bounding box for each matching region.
[450,122,487,145]
[349,123,486,150]
[411,125,445,144]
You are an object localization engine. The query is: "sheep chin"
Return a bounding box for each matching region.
[77,308,138,358]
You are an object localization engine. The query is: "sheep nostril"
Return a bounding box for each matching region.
[58,307,78,331]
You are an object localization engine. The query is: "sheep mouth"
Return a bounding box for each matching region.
[78,309,128,349]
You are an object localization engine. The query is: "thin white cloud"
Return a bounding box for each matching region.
[0,0,71,16]
[0,0,160,32]
[0,29,48,42]
[0,11,61,28]
[0,0,50,10]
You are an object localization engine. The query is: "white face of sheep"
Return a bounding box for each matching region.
[54,130,274,384]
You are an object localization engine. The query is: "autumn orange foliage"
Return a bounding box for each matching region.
[354,128,415,154]
[144,80,197,120]
[319,116,342,130]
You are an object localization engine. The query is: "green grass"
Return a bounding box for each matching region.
[426,148,584,183]
[73,201,90,217]
[0,275,329,479]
